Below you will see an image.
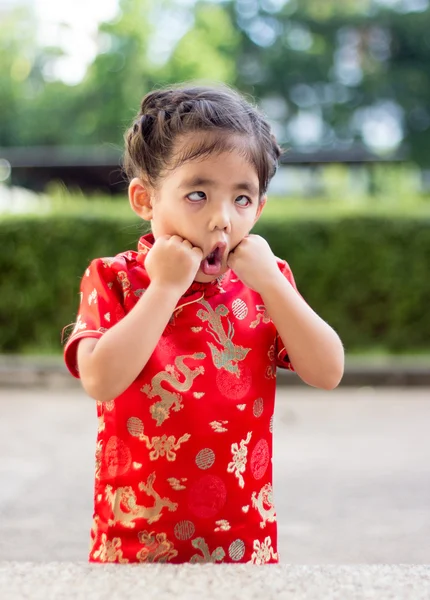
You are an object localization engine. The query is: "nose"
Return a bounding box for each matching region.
[208,202,231,233]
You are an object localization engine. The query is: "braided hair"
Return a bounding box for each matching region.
[123,84,282,198]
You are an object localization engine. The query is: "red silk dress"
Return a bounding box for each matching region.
[64,233,297,564]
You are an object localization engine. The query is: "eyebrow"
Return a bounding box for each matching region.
[178,177,259,197]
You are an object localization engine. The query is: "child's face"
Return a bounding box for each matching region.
[130,135,266,283]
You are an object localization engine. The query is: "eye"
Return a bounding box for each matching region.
[187,191,206,202]
[235,195,252,207]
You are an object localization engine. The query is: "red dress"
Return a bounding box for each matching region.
[64,233,297,564]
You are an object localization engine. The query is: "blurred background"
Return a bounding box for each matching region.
[0,0,429,565]
[1,0,430,357]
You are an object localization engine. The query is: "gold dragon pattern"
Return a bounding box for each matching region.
[104,472,178,528]
[196,299,250,375]
[251,483,277,529]
[141,353,206,426]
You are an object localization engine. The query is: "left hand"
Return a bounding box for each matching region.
[227,234,281,293]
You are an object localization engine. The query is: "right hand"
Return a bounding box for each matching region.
[145,235,203,296]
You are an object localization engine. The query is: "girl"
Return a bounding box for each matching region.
[64,83,344,564]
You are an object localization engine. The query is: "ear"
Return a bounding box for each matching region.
[128,177,153,220]
[254,195,267,223]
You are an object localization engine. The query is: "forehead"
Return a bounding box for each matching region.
[165,131,259,184]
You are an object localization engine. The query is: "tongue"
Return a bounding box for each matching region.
[201,254,222,275]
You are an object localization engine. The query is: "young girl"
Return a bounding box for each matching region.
[63,83,344,565]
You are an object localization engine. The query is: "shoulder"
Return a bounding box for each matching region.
[85,250,140,281]
[275,256,294,276]
[275,257,297,289]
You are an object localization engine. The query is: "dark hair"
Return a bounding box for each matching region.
[123,83,282,198]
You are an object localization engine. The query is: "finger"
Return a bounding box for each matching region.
[191,246,204,258]
[169,234,184,244]
[156,234,172,242]
[181,239,193,249]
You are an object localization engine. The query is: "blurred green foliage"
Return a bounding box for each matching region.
[3,0,430,163]
[0,211,429,354]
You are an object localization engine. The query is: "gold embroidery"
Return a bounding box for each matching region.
[236,404,246,411]
[138,243,149,256]
[117,271,132,299]
[73,315,87,334]
[92,534,129,563]
[196,299,250,375]
[195,448,215,470]
[210,420,228,433]
[136,531,178,563]
[190,537,225,563]
[268,344,275,362]
[227,432,252,488]
[128,416,191,460]
[193,392,205,399]
[174,520,195,540]
[229,539,245,561]
[88,289,98,305]
[249,536,278,564]
[173,293,204,314]
[94,440,103,481]
[242,505,250,513]
[105,473,178,528]
[89,516,99,555]
[133,462,142,469]
[101,257,116,268]
[216,272,228,293]
[97,413,105,433]
[144,433,191,461]
[191,327,203,333]
[141,353,206,426]
[214,520,231,532]
[167,477,187,491]
[253,397,264,418]
[251,483,276,528]
[266,344,276,379]
[232,298,248,320]
[250,305,271,329]
[127,416,144,438]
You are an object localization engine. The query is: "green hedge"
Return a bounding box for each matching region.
[0,214,429,353]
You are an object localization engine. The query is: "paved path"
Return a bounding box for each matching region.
[0,386,429,563]
[1,563,430,600]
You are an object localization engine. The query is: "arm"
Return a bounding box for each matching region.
[75,235,203,403]
[77,282,181,402]
[228,234,344,390]
[259,273,344,389]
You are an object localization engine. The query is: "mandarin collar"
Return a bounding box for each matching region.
[137,233,229,300]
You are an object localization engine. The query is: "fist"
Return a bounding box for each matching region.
[145,235,203,295]
[227,235,280,293]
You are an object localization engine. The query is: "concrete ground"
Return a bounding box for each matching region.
[0,386,429,564]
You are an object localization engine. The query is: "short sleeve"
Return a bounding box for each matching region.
[63,258,125,378]
[275,260,300,371]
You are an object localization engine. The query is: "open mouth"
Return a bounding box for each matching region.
[201,242,226,276]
